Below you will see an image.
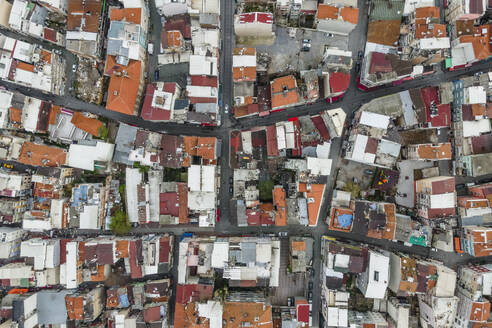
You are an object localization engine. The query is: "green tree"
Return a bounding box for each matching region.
[343,181,361,199]
[258,180,274,202]
[109,210,131,235]
[98,125,109,140]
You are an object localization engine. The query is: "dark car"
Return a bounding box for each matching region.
[287,297,293,307]
[308,291,313,300]
[308,281,313,290]
[229,186,233,195]
[355,62,361,72]
[229,177,233,184]
[479,177,492,184]
[154,69,159,81]
[455,183,466,190]
[358,50,364,59]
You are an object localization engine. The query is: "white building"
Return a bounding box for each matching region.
[356,250,389,299]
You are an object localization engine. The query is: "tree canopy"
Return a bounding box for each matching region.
[109,210,131,235]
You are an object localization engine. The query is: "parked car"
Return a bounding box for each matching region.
[287,297,293,307]
[308,281,313,290]
[308,291,313,301]
[455,183,466,190]
[72,64,77,73]
[364,169,374,175]
[154,69,159,81]
[229,177,233,184]
[355,62,361,72]
[301,39,311,51]
[278,231,288,237]
[229,186,233,195]
[358,50,364,59]
[479,177,492,184]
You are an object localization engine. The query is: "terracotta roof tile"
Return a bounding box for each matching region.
[110,7,142,24]
[340,7,359,24]
[223,301,273,328]
[415,24,447,39]
[292,240,306,251]
[317,4,339,20]
[9,107,22,125]
[70,112,104,137]
[273,186,287,226]
[367,20,400,46]
[68,0,101,32]
[105,56,142,116]
[415,6,440,19]
[415,143,452,159]
[270,75,299,109]
[18,142,67,167]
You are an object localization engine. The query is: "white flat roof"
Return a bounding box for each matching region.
[188,165,201,191]
[307,157,332,176]
[360,111,390,129]
[67,142,115,171]
[233,55,256,67]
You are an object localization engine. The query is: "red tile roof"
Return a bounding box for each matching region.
[190,75,218,87]
[141,84,171,121]
[238,12,273,24]
[266,125,278,156]
[329,72,350,94]
[110,7,142,24]
[105,57,142,116]
[160,192,179,217]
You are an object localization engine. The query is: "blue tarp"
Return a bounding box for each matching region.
[119,294,130,308]
[338,214,353,228]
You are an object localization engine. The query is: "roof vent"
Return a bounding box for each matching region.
[113,91,118,95]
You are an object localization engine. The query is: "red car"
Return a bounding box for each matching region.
[216,208,220,222]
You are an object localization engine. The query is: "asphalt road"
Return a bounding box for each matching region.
[1,7,491,327]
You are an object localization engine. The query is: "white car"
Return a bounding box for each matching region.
[224,104,229,114]
[72,64,77,73]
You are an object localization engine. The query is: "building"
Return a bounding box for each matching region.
[105,6,148,115]
[66,141,114,171]
[66,0,103,58]
[388,253,457,297]
[141,82,182,121]
[0,35,65,94]
[418,293,458,328]
[0,227,22,259]
[0,170,31,197]
[316,4,359,36]
[415,176,456,219]
[174,294,273,328]
[462,226,492,257]
[270,75,301,111]
[234,12,274,40]
[8,0,65,45]
[455,289,490,328]
[289,237,313,273]
[446,0,487,22]
[356,250,389,299]
[178,236,280,288]
[69,183,106,229]
[65,287,105,322]
[457,264,492,300]
[17,142,67,167]
[344,110,401,168]
[0,198,27,224]
[462,153,492,177]
[406,142,452,160]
